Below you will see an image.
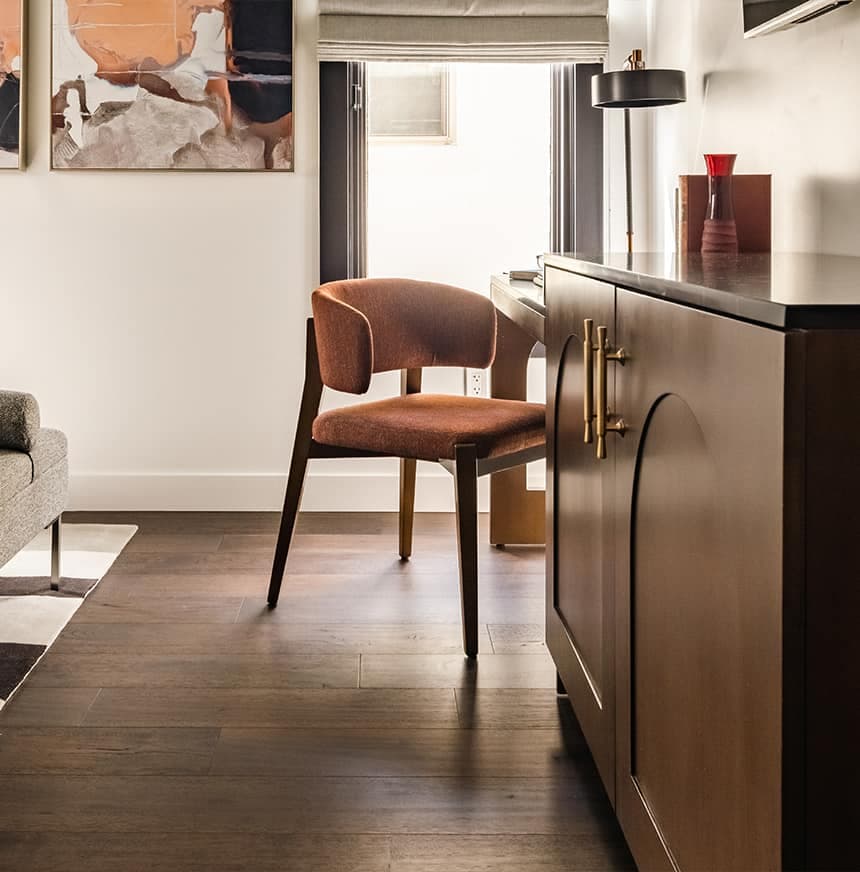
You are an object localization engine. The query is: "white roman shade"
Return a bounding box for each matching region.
[318,0,608,63]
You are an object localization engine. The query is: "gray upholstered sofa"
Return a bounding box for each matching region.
[0,391,68,589]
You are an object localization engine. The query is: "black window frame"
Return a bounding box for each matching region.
[319,62,604,283]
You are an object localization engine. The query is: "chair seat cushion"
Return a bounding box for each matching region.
[0,428,68,508]
[312,395,545,462]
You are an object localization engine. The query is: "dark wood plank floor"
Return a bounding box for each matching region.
[0,512,633,871]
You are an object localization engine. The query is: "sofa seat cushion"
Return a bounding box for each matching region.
[0,429,68,509]
[0,451,31,508]
[312,394,545,462]
[0,450,68,570]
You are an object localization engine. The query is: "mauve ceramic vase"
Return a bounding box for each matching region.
[701,153,739,255]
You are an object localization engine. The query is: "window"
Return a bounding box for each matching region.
[368,63,453,143]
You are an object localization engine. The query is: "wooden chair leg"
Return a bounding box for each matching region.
[399,457,417,560]
[268,319,323,608]
[454,444,479,658]
[398,368,422,561]
[50,515,61,592]
[267,435,312,607]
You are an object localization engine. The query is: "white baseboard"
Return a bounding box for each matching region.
[68,472,490,512]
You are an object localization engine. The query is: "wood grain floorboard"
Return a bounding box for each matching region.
[236,595,545,624]
[27,653,360,689]
[0,833,392,872]
[0,832,634,872]
[274,553,541,577]
[50,622,495,655]
[360,653,556,689]
[217,532,283,552]
[93,574,273,598]
[65,511,489,537]
[296,512,456,536]
[0,511,632,870]
[69,596,245,623]
[210,727,591,778]
[389,834,635,871]
[0,687,101,726]
[0,775,612,835]
[110,552,276,575]
[83,688,459,729]
[220,532,467,553]
[97,571,545,599]
[65,511,283,535]
[455,689,576,730]
[0,728,219,775]
[124,533,224,553]
[489,623,548,653]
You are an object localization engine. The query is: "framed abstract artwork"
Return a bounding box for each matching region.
[0,0,24,169]
[51,1,294,171]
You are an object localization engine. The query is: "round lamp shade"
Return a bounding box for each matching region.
[592,69,687,109]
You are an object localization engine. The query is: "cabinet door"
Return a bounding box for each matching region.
[545,268,616,798]
[614,290,785,871]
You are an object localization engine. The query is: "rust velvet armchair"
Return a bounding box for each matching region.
[267,278,546,657]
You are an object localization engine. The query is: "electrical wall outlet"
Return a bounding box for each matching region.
[465,368,487,397]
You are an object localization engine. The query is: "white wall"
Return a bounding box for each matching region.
[646,0,860,255]
[1,0,320,511]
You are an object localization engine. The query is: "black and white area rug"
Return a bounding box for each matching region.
[0,524,137,709]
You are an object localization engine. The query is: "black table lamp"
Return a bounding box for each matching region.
[592,50,686,254]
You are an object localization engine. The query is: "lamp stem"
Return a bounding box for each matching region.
[624,107,633,255]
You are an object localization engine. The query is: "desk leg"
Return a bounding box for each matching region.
[489,313,546,546]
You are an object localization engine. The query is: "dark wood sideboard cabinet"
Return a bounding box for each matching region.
[544,253,860,872]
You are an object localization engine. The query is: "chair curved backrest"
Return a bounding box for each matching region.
[311,278,497,394]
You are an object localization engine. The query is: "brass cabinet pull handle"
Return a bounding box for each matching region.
[596,326,608,459]
[583,319,595,444]
[596,325,628,460]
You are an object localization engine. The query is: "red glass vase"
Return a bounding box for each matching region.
[701,153,738,255]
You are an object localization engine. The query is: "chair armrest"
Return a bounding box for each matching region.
[0,391,41,451]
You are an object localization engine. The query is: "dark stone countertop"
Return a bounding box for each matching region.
[543,252,860,329]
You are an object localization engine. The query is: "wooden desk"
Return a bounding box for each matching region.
[488,274,546,546]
